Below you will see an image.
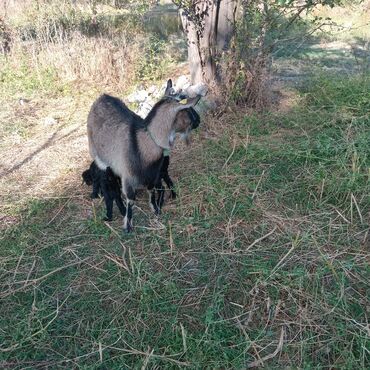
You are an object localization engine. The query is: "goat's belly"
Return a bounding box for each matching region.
[95,156,109,170]
[128,175,155,191]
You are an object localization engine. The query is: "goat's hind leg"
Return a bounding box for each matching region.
[123,184,135,233]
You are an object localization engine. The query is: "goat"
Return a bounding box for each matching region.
[82,102,200,222]
[82,161,126,221]
[87,89,201,232]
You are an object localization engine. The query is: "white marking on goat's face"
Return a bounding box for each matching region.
[168,130,176,147]
[180,128,191,145]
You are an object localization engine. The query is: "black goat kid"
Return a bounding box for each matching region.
[82,159,178,221]
[82,161,126,221]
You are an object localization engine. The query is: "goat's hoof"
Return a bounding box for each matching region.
[90,193,99,199]
[170,192,177,200]
[103,216,112,222]
[124,226,133,233]
[124,222,133,233]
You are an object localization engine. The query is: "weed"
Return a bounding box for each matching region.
[0,57,59,98]
[136,35,174,82]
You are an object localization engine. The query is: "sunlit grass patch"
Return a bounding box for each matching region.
[0,58,61,99]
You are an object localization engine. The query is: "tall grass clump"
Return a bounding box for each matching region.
[286,73,370,207]
[0,0,176,99]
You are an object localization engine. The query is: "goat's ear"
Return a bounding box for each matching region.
[164,79,173,96]
[175,95,201,111]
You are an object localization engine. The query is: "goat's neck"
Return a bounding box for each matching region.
[146,111,177,150]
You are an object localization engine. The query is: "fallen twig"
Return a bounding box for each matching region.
[0,258,90,298]
[244,226,277,252]
[247,326,285,368]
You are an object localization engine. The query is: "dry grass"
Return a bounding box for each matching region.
[1,0,179,101]
[313,1,370,41]
[2,23,141,96]
[27,32,141,92]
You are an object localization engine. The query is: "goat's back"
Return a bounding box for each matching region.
[87,94,139,176]
[88,94,140,128]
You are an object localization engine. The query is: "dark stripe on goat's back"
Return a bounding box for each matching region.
[94,94,143,126]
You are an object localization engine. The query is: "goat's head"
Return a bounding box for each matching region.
[141,79,202,148]
[82,169,93,186]
[167,95,201,146]
[172,107,201,145]
[164,79,201,143]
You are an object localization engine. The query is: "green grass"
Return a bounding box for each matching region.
[1,72,369,368]
[0,58,63,99]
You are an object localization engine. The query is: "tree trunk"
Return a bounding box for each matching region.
[180,11,203,84]
[217,0,238,50]
[179,0,237,88]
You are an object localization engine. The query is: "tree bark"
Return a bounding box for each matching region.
[217,0,237,50]
[179,0,237,88]
[180,11,203,84]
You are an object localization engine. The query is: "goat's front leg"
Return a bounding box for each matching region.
[156,181,165,213]
[161,157,176,199]
[148,187,158,215]
[162,172,176,199]
[148,182,163,216]
[114,194,126,217]
[123,184,135,233]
